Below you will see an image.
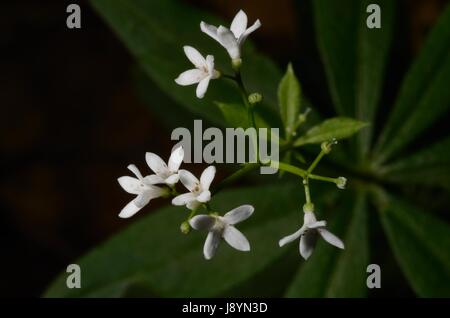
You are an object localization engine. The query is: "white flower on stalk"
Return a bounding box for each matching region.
[175,46,220,99]
[172,166,216,210]
[200,9,261,61]
[189,205,254,260]
[117,164,169,218]
[145,146,184,186]
[279,208,344,260]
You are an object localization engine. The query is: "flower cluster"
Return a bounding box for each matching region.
[118,10,347,261]
[118,146,254,260]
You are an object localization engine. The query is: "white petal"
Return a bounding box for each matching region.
[118,200,142,218]
[189,215,215,231]
[183,46,206,69]
[318,229,345,249]
[143,174,164,185]
[205,55,215,76]
[230,10,248,38]
[196,76,211,99]
[127,164,143,180]
[168,146,184,172]
[223,205,254,225]
[175,69,206,86]
[133,189,155,208]
[223,226,250,251]
[238,19,261,46]
[200,22,220,42]
[278,227,304,247]
[307,220,327,229]
[164,174,179,185]
[196,190,211,203]
[145,152,169,176]
[299,231,317,260]
[117,176,142,195]
[187,200,201,210]
[203,231,221,260]
[178,169,200,192]
[171,192,196,206]
[200,166,216,190]
[217,26,240,59]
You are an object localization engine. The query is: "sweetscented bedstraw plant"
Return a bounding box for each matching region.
[118,9,362,260]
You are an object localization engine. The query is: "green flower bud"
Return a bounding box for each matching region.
[248,93,263,105]
[180,221,191,234]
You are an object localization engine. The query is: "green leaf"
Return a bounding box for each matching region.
[293,117,368,147]
[374,4,450,163]
[44,183,318,297]
[90,0,281,126]
[313,0,395,157]
[380,196,450,297]
[278,63,302,137]
[285,191,369,297]
[380,137,450,189]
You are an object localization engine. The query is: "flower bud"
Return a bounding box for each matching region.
[180,221,191,234]
[321,139,337,154]
[248,93,263,105]
[336,177,347,189]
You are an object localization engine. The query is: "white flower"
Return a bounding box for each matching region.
[279,211,344,260]
[117,164,168,218]
[189,205,254,260]
[200,9,261,60]
[175,46,219,98]
[172,166,216,210]
[145,146,184,186]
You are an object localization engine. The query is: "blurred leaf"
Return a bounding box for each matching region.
[293,117,368,147]
[278,63,302,138]
[285,191,369,297]
[380,196,450,297]
[380,137,450,190]
[374,4,450,163]
[313,0,394,158]
[90,0,281,125]
[355,0,395,158]
[44,183,317,297]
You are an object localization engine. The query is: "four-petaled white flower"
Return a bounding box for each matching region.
[279,211,344,260]
[145,146,184,186]
[117,164,168,218]
[189,205,254,260]
[200,9,261,61]
[172,166,216,210]
[175,46,220,99]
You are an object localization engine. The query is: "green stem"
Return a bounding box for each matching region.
[304,179,311,204]
[308,174,339,184]
[306,150,326,175]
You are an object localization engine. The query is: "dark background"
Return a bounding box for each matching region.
[1,0,448,297]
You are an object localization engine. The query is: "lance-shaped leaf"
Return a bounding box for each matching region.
[278,63,302,139]
[374,4,450,163]
[285,192,369,297]
[380,195,450,297]
[293,117,368,147]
